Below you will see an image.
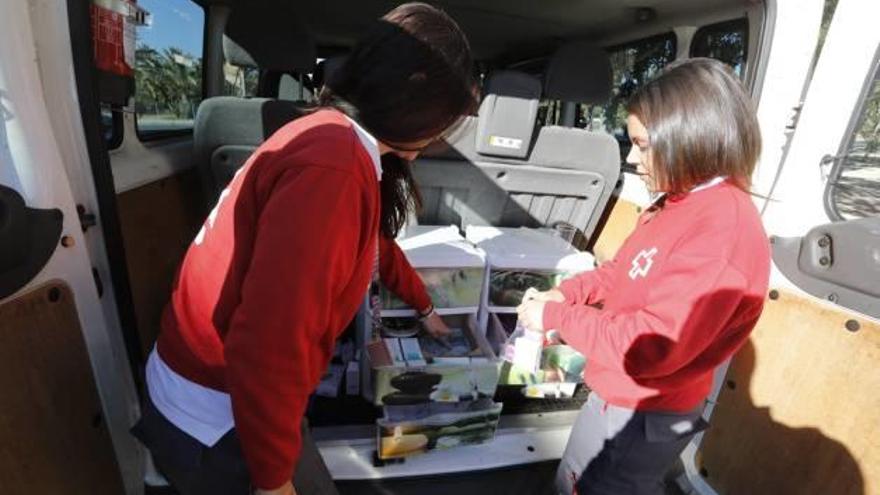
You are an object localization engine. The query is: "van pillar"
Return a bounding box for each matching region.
[205,5,231,97]
[674,26,699,60]
[560,101,577,127]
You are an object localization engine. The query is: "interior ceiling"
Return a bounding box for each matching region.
[219,0,750,61]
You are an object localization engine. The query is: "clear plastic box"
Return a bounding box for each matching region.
[487,312,586,399]
[465,226,595,313]
[376,402,503,460]
[380,225,486,312]
[366,314,500,407]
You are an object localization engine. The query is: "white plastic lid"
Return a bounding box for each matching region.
[396,225,486,268]
[465,226,594,271]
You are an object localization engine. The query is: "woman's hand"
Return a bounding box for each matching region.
[255,481,296,495]
[517,299,546,332]
[523,288,566,304]
[421,311,451,339]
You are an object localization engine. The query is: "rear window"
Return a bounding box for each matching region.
[564,32,677,165]
[539,33,677,141]
[222,63,259,98]
[691,18,749,77]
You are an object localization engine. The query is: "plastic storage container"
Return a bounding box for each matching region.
[365,314,500,407]
[465,226,595,314]
[381,225,486,314]
[487,313,585,400]
[376,402,503,460]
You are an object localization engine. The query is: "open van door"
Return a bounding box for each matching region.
[0,1,142,493]
[685,0,880,493]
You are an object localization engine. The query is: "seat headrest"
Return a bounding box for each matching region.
[223,36,257,69]
[544,41,612,104]
[475,70,542,159]
[223,10,316,72]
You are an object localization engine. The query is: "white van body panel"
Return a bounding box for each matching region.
[0,0,143,492]
[761,0,880,239]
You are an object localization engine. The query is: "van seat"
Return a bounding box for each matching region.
[194,33,314,204]
[413,43,619,241]
[194,97,305,201]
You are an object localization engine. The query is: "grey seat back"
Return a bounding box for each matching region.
[194,97,305,199]
[194,28,315,204]
[413,45,619,242]
[475,71,541,159]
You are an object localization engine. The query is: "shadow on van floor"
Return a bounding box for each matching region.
[145,459,686,495]
[335,461,686,495]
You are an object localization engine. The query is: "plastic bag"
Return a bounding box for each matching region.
[500,319,544,375]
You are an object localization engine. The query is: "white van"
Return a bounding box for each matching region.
[0,0,877,493]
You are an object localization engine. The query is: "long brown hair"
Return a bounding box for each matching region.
[626,57,761,194]
[320,3,476,237]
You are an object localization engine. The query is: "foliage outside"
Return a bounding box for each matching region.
[135,46,201,124]
[134,45,258,131]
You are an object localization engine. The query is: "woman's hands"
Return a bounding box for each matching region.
[523,288,566,303]
[517,288,566,332]
[517,299,546,332]
[420,310,452,338]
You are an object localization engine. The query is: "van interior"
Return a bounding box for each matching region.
[108,0,761,493]
[14,0,879,494]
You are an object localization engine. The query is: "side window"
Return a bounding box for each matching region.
[580,33,677,161]
[221,63,259,97]
[690,18,749,77]
[826,54,880,220]
[134,0,204,138]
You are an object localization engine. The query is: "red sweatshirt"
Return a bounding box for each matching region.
[156,109,430,488]
[543,180,770,412]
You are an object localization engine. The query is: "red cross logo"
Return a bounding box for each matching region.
[629,247,658,280]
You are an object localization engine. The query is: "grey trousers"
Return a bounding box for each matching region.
[556,393,706,495]
[132,394,339,495]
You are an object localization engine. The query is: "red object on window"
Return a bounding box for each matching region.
[90,0,136,77]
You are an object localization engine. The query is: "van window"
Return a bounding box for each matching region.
[826,54,880,220]
[222,63,259,98]
[690,18,749,76]
[539,33,677,138]
[134,0,205,139]
[574,33,676,163]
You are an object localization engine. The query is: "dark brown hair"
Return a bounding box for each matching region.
[626,57,761,195]
[320,3,476,238]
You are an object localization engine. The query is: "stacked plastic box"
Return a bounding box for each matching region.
[466,226,594,399]
[364,225,504,460]
[379,225,485,315]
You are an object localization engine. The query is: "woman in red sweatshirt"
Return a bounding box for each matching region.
[131,4,475,495]
[517,58,771,495]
